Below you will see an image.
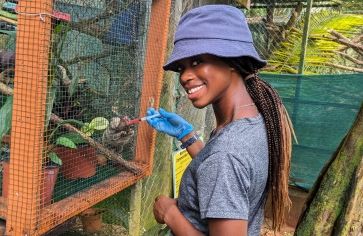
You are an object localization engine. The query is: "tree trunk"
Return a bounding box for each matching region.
[294,103,363,236]
[333,157,363,235]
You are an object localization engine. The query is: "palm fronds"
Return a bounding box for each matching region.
[265,11,363,74]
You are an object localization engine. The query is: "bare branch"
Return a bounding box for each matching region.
[338,34,363,52]
[50,114,142,174]
[335,51,363,65]
[327,30,363,56]
[57,65,86,86]
[324,62,363,73]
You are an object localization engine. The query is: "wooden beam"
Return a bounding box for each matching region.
[6,0,53,234]
[34,165,147,235]
[134,0,171,175]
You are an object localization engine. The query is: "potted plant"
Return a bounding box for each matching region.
[49,117,109,180]
[41,152,62,206]
[1,146,62,207]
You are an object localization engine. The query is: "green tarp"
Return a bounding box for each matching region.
[262,73,363,190]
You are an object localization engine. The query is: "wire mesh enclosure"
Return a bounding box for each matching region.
[0,0,171,234]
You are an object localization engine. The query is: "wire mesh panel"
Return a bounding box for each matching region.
[0,0,171,234]
[46,0,150,205]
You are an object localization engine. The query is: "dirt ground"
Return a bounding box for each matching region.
[261,186,309,236]
[261,219,295,236]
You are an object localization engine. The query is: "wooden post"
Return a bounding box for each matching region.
[128,181,143,236]
[298,0,313,74]
[6,0,53,234]
[134,0,171,175]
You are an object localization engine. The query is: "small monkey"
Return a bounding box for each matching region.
[102,116,134,153]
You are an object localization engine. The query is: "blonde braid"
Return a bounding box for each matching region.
[245,74,293,231]
[224,57,294,231]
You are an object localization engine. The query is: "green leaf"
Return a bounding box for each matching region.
[81,123,94,137]
[0,96,13,142]
[54,23,66,34]
[56,137,77,149]
[0,10,17,20]
[58,132,86,145]
[89,117,109,130]
[48,152,62,166]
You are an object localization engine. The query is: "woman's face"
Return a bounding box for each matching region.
[176,54,236,109]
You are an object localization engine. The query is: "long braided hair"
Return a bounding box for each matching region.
[224,56,295,231]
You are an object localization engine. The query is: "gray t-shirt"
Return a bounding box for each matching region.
[177,114,268,236]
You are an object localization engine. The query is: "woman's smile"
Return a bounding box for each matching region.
[177,54,235,108]
[187,84,206,99]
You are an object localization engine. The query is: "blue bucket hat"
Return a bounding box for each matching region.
[163,5,266,72]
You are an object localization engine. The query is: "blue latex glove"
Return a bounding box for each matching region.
[146,108,193,140]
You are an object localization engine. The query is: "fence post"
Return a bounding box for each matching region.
[134,0,171,175]
[6,0,53,234]
[128,181,143,236]
[298,0,314,74]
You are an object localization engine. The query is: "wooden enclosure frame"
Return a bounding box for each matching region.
[1,0,171,234]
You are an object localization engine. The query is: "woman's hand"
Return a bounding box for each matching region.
[153,195,177,224]
[146,108,193,140]
[153,195,205,236]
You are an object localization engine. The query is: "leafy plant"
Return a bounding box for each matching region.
[80,117,109,137]
[47,116,109,166]
[48,151,63,166]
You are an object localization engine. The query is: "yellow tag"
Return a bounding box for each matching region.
[172,149,192,198]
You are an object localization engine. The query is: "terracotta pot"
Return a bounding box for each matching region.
[2,161,59,206]
[41,165,59,206]
[1,160,9,198]
[80,208,103,233]
[53,146,97,180]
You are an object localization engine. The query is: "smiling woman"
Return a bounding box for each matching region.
[176,55,255,114]
[146,4,294,236]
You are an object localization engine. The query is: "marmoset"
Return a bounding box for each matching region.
[102,116,134,153]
